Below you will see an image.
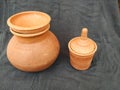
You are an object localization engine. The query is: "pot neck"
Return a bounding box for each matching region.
[10,24,50,38]
[13,31,50,43]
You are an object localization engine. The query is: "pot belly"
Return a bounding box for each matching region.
[7,31,60,72]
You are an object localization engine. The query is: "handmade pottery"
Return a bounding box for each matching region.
[68,28,97,70]
[7,11,60,72]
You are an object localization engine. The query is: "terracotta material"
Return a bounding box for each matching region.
[7,11,51,34]
[7,11,60,72]
[68,28,97,70]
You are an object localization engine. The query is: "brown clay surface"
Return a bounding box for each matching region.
[68,28,97,70]
[7,11,51,34]
[7,11,60,72]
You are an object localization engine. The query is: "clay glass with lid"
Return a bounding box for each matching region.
[68,28,97,70]
[7,11,60,72]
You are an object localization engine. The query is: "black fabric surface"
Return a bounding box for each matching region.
[0,0,120,90]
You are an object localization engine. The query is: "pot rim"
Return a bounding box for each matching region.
[7,11,51,31]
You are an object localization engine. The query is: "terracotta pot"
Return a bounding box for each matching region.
[7,11,60,72]
[68,28,97,70]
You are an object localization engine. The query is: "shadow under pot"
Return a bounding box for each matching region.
[7,11,60,72]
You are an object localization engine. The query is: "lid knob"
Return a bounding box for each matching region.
[81,28,88,40]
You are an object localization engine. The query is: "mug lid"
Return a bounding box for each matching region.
[69,28,97,55]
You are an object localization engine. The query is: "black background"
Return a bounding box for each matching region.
[0,0,120,90]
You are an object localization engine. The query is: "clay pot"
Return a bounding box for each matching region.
[7,11,60,72]
[68,28,97,70]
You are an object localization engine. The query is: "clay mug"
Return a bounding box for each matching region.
[7,11,60,72]
[68,28,97,70]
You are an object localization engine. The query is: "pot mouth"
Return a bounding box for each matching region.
[7,11,51,30]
